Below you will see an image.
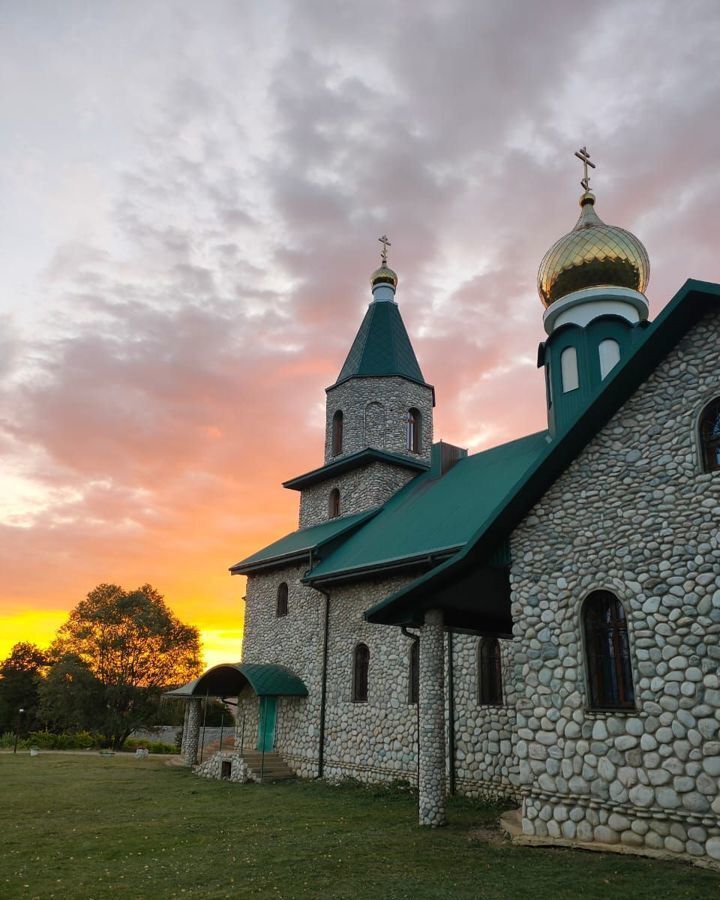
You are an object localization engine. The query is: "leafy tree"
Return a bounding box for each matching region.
[37,654,106,734]
[50,583,201,748]
[0,643,47,735]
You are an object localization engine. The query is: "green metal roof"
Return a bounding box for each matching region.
[365,279,720,626]
[165,663,308,698]
[230,510,376,575]
[335,300,430,388]
[283,447,428,491]
[306,432,549,584]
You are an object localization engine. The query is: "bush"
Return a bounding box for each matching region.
[0,730,100,750]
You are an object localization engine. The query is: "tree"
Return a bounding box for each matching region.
[0,643,47,735]
[37,654,106,734]
[50,583,201,748]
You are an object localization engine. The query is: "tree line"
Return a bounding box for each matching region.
[0,583,205,749]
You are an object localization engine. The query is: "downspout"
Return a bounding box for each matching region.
[401,626,420,795]
[447,631,456,796]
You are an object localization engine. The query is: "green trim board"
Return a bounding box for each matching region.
[229,510,377,575]
[334,299,432,390]
[282,447,428,491]
[165,663,309,699]
[306,433,549,585]
[364,279,720,627]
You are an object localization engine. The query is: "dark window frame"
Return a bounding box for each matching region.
[699,397,720,473]
[331,410,344,457]
[406,408,422,454]
[408,641,419,705]
[583,591,635,711]
[478,637,503,706]
[276,582,288,618]
[328,488,341,518]
[352,643,370,702]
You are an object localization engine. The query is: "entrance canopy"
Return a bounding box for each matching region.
[165,662,308,700]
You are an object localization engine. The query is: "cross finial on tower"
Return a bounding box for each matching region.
[574,146,596,192]
[378,234,391,266]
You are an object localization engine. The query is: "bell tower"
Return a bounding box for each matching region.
[537,149,651,435]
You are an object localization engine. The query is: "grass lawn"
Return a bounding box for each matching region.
[1,753,718,899]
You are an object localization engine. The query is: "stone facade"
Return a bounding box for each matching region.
[195,750,253,783]
[324,376,433,463]
[510,310,720,862]
[243,564,520,798]
[298,461,417,528]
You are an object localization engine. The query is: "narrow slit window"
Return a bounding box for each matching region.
[352,643,369,702]
[331,410,343,456]
[598,339,621,380]
[408,641,419,705]
[478,638,503,705]
[329,488,340,518]
[583,591,635,710]
[406,408,422,453]
[560,346,579,393]
[276,582,288,618]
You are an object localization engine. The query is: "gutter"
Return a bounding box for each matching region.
[314,575,331,780]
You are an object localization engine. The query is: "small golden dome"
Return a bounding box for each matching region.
[537,193,650,308]
[371,264,398,290]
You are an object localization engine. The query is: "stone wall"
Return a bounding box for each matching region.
[242,564,324,778]
[298,461,417,528]
[510,310,720,863]
[323,376,433,463]
[194,750,252,783]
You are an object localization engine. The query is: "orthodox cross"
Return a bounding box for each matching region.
[574,146,596,192]
[378,234,391,266]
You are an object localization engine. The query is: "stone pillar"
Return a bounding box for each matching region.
[183,698,202,766]
[180,703,190,759]
[418,608,447,827]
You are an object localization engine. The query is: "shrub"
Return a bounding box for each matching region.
[123,738,176,755]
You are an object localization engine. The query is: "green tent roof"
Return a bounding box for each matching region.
[365,278,720,626]
[229,509,376,575]
[165,663,308,698]
[306,432,549,583]
[335,300,430,387]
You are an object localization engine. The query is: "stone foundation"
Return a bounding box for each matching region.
[194,751,253,783]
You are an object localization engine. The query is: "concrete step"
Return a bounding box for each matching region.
[240,750,295,782]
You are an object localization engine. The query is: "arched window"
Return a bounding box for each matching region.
[583,591,635,710]
[598,339,621,380]
[352,643,369,702]
[478,638,503,705]
[408,641,419,705]
[699,398,720,472]
[331,410,343,456]
[276,582,288,618]
[328,488,340,518]
[560,346,579,392]
[406,408,422,453]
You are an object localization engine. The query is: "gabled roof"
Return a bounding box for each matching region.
[334,300,431,389]
[230,509,377,575]
[365,279,720,626]
[283,447,428,491]
[306,431,549,584]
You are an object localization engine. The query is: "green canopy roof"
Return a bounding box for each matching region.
[306,432,549,584]
[165,663,308,698]
[335,300,430,388]
[230,509,376,575]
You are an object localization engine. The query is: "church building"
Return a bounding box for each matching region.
[175,151,720,867]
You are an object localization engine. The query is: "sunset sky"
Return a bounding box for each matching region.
[2,0,720,670]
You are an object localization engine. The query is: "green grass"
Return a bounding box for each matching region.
[0,754,717,900]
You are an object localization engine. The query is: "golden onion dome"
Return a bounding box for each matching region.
[371,264,398,290]
[537,191,650,308]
